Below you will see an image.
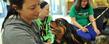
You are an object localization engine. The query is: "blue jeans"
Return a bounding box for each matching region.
[72,25,97,41]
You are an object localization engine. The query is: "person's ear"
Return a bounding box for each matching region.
[11,4,19,12]
[11,4,17,9]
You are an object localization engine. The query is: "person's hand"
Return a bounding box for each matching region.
[81,27,89,32]
[44,42,50,44]
[44,39,51,44]
[94,29,101,35]
[44,41,51,44]
[56,39,61,44]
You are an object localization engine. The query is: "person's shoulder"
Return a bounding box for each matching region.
[3,18,33,41]
[89,5,93,9]
[4,15,31,31]
[4,21,31,32]
[69,5,76,12]
[71,5,76,9]
[2,25,36,44]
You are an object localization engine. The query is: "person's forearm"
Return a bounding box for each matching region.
[71,19,83,29]
[92,21,98,30]
[89,15,98,30]
[89,15,101,35]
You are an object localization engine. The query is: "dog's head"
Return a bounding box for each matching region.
[50,18,69,40]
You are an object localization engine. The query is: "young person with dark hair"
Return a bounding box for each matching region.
[2,0,44,44]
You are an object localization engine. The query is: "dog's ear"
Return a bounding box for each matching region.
[55,18,64,26]
[55,18,69,27]
[50,21,57,28]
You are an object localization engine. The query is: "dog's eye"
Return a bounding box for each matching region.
[50,26,55,29]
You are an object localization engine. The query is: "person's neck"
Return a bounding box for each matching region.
[20,15,32,25]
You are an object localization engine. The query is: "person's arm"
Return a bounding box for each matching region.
[88,5,100,35]
[71,17,83,29]
[71,17,88,32]
[89,15,100,35]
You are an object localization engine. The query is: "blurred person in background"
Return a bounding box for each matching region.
[34,1,55,44]
[69,0,100,43]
